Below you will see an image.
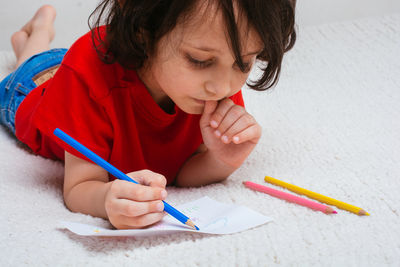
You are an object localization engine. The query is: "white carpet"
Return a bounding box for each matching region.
[1,14,400,266]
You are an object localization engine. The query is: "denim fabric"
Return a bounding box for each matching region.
[0,48,67,133]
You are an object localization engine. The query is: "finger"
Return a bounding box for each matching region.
[200,100,218,128]
[230,124,262,144]
[127,169,167,188]
[214,105,246,141]
[208,98,235,129]
[203,100,218,115]
[117,212,166,229]
[219,113,256,143]
[112,179,167,201]
[117,199,165,217]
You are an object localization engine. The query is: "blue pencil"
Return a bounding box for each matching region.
[53,128,199,230]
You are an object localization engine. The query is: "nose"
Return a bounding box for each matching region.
[204,79,232,100]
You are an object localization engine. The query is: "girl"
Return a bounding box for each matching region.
[0,1,296,229]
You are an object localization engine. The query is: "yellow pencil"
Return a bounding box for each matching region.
[264,176,369,216]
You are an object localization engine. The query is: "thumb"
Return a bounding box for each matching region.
[200,100,218,127]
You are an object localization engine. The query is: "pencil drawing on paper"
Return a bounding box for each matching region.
[203,217,228,230]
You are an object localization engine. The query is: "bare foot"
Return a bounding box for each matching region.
[20,5,56,42]
[11,31,28,59]
[11,5,57,68]
[11,5,56,57]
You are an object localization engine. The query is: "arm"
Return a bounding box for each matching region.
[63,151,168,229]
[175,99,261,187]
[175,144,236,187]
[63,151,111,218]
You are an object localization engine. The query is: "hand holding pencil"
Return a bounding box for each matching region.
[104,170,169,229]
[54,128,199,230]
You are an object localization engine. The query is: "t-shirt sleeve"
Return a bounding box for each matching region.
[33,64,113,162]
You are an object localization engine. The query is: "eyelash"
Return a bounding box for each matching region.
[186,55,212,68]
[186,54,252,73]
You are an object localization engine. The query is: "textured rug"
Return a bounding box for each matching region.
[1,13,399,266]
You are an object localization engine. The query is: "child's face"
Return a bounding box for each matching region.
[138,6,262,114]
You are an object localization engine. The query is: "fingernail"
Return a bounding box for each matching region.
[221,135,229,143]
[157,202,164,211]
[161,190,167,199]
[210,120,218,128]
[233,136,239,143]
[214,130,221,137]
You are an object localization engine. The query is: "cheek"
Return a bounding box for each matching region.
[156,68,193,97]
[154,63,178,87]
[231,73,249,92]
[165,67,203,93]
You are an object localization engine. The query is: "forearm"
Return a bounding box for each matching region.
[175,150,237,187]
[64,180,111,219]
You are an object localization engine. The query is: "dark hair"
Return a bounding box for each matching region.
[89,0,296,90]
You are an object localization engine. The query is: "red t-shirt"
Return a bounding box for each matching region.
[15,30,244,184]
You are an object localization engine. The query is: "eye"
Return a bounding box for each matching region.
[186,54,213,69]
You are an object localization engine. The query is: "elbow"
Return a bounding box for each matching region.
[62,186,79,213]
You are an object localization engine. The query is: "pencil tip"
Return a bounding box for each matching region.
[186,220,199,230]
[358,209,369,216]
[326,207,337,214]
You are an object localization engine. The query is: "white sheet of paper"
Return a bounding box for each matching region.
[60,196,272,237]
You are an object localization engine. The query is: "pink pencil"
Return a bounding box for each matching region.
[243,181,337,214]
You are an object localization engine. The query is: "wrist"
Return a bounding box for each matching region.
[203,149,237,175]
[102,181,114,219]
[63,180,112,219]
[175,148,237,187]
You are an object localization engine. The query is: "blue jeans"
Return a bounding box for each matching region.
[0,48,67,133]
